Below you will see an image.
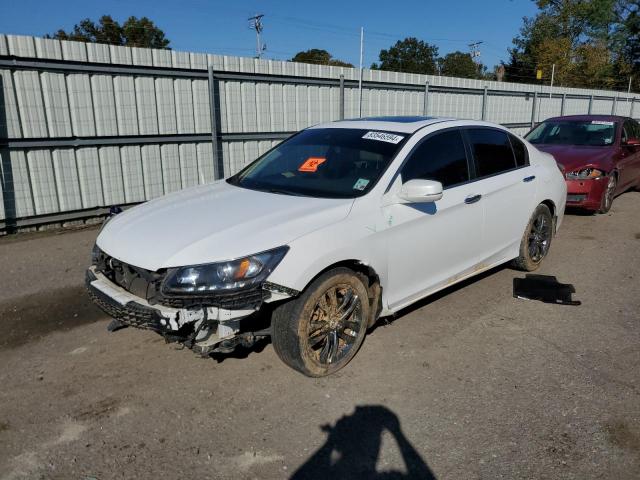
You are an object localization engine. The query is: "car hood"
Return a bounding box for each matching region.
[533,144,614,173]
[97,181,354,271]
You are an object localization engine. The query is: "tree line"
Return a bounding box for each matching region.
[506,0,640,90]
[46,2,640,91]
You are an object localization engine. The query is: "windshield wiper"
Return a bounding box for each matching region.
[260,187,307,197]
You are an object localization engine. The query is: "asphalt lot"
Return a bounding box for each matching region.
[1,192,639,480]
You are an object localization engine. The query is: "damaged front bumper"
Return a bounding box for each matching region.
[85,266,295,354]
[565,177,608,210]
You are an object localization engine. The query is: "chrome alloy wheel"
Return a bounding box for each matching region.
[528,213,551,263]
[602,175,617,212]
[306,285,363,365]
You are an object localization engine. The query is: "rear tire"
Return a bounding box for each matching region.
[271,268,370,377]
[513,204,553,272]
[598,174,617,214]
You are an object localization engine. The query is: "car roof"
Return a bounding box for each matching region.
[309,116,458,134]
[543,114,629,123]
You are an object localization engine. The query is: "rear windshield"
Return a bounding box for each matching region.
[227,128,408,198]
[525,120,616,147]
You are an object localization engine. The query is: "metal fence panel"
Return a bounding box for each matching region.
[1,34,639,229]
[91,75,118,136]
[76,147,103,208]
[14,70,48,137]
[120,145,145,203]
[141,144,163,199]
[174,79,195,134]
[52,149,82,211]
[66,73,96,137]
[160,143,181,194]
[41,72,73,137]
[179,143,199,188]
[0,70,21,138]
[99,146,125,205]
[155,77,177,134]
[135,76,159,135]
[27,149,58,214]
[113,76,138,136]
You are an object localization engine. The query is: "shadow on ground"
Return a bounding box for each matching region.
[0,285,106,350]
[291,405,435,480]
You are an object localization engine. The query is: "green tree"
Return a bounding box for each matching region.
[438,51,479,78]
[48,15,170,49]
[506,0,624,88]
[371,37,439,75]
[290,49,353,67]
[614,1,640,89]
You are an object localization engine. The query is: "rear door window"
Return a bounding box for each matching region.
[622,120,639,143]
[509,134,529,167]
[400,129,470,188]
[467,128,517,178]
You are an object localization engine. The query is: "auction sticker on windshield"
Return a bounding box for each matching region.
[298,157,326,172]
[591,121,615,125]
[362,131,405,144]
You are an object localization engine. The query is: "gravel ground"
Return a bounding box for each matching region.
[0,192,639,480]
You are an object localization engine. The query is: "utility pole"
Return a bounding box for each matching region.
[628,76,633,102]
[549,63,555,99]
[358,27,364,118]
[248,14,266,59]
[468,41,483,76]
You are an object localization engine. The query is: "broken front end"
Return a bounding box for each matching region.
[86,246,298,354]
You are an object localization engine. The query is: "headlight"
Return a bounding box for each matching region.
[566,168,604,180]
[162,246,289,295]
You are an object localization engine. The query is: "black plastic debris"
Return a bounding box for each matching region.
[107,319,128,332]
[109,205,123,216]
[513,274,581,306]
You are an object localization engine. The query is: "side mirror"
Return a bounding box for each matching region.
[624,137,640,147]
[398,179,443,203]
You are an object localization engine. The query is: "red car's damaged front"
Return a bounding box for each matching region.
[525,115,640,213]
[533,143,614,210]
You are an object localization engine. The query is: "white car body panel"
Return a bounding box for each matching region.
[97,180,354,271]
[96,117,566,317]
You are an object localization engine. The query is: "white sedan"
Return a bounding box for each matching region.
[87,116,566,376]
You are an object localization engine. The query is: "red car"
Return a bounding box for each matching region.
[525,115,640,213]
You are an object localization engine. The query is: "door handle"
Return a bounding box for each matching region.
[464,194,482,204]
[523,175,536,182]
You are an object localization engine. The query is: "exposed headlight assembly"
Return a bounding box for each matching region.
[566,168,604,179]
[162,246,289,295]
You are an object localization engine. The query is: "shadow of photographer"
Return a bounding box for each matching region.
[291,405,435,480]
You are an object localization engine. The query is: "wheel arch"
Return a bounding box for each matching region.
[539,199,557,233]
[540,199,556,217]
[299,259,383,328]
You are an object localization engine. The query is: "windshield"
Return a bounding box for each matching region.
[525,120,616,147]
[227,128,408,198]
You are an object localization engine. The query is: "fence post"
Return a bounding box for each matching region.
[560,93,566,116]
[208,65,223,180]
[611,96,617,115]
[530,91,538,129]
[423,81,430,116]
[631,98,636,119]
[339,74,345,120]
[481,86,488,120]
[588,95,593,114]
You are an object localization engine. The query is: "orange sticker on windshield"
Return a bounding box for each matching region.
[298,157,326,172]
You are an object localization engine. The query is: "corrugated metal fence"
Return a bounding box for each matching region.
[1,34,638,231]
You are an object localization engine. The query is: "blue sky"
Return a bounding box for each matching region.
[1,0,538,68]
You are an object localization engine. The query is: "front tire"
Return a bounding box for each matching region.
[513,204,553,272]
[598,174,617,214]
[271,268,370,377]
